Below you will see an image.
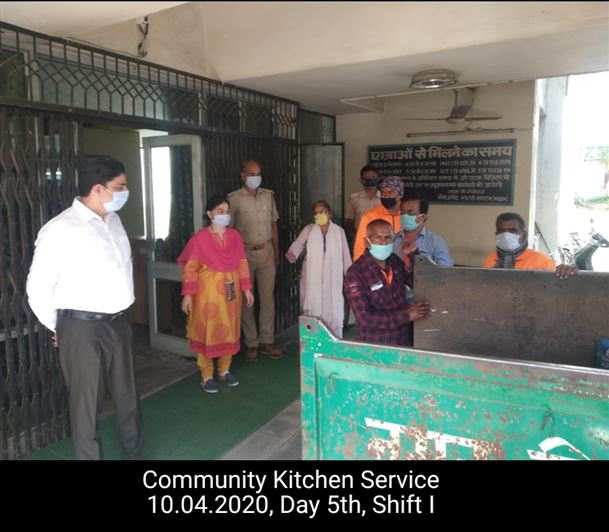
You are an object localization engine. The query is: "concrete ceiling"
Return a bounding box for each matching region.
[233,23,609,115]
[0,1,188,34]
[1,1,608,115]
[207,2,609,115]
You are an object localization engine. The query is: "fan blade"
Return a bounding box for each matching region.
[402,117,450,121]
[448,105,472,119]
[467,116,502,121]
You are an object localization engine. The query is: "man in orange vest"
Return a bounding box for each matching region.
[483,212,576,278]
[353,175,403,261]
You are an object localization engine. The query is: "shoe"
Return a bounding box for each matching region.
[244,346,259,363]
[219,372,239,387]
[201,378,218,394]
[259,343,284,359]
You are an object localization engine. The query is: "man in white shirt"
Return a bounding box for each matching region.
[27,156,143,460]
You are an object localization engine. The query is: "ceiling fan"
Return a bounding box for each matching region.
[403,87,502,124]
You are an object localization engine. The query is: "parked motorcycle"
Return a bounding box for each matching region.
[556,219,609,271]
[574,228,609,270]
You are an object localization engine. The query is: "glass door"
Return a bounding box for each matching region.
[143,135,204,355]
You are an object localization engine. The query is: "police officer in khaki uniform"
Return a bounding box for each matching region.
[228,160,284,362]
[345,164,381,237]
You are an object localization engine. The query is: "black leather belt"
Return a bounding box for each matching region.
[57,309,126,321]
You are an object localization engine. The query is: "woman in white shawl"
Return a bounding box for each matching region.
[286,200,352,338]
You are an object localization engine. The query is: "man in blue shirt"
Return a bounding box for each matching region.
[392,196,452,347]
[393,197,453,269]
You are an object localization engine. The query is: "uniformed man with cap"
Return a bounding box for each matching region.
[228,160,284,362]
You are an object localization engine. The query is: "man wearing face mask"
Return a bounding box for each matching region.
[394,197,453,271]
[483,212,576,279]
[228,160,283,362]
[26,156,143,460]
[344,219,431,346]
[345,165,382,238]
[353,175,404,261]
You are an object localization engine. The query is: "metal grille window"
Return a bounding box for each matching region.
[0,22,298,140]
[299,109,336,144]
[0,50,26,98]
[161,86,200,125]
[245,103,273,137]
[206,96,240,131]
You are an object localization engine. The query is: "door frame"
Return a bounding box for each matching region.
[143,134,204,355]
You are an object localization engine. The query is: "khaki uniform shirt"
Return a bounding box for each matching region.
[227,187,279,245]
[345,190,381,230]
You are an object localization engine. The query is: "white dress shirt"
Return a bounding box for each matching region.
[27,198,134,331]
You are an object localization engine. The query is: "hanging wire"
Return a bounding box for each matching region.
[137,16,149,58]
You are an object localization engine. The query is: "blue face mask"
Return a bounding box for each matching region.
[212,213,231,227]
[367,239,393,261]
[400,213,419,231]
[246,175,262,189]
[102,189,129,213]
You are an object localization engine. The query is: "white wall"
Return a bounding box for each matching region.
[337,81,537,266]
[75,3,214,79]
[534,77,568,254]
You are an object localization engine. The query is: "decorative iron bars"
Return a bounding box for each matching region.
[299,109,336,144]
[0,106,78,459]
[0,22,303,459]
[0,22,298,141]
[203,134,300,332]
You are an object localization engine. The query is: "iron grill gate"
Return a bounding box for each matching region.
[146,133,300,337]
[298,109,336,144]
[0,19,301,339]
[202,134,300,332]
[0,105,80,459]
[0,22,302,459]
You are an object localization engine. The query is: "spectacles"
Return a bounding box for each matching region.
[402,210,420,216]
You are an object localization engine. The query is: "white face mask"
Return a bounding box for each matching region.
[102,189,129,213]
[496,231,522,252]
[246,175,262,189]
[212,213,231,227]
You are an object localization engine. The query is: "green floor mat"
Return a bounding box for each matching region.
[27,342,301,460]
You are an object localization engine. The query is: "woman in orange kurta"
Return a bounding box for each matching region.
[178,196,254,394]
